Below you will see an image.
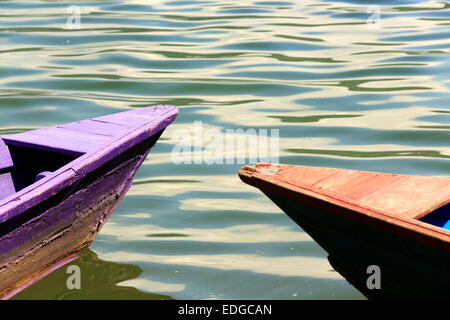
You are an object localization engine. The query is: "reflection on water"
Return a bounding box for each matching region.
[2,0,449,299]
[12,249,173,300]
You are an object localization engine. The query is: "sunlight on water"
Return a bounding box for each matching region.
[4,0,449,299]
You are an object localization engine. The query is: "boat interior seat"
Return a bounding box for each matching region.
[0,138,15,200]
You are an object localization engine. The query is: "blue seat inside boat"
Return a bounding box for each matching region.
[0,138,16,200]
[419,204,450,230]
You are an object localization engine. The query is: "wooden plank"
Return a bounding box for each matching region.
[3,127,111,156]
[0,173,15,200]
[1,105,177,156]
[93,105,176,127]
[58,119,127,137]
[94,113,150,127]
[243,164,450,219]
[0,139,13,170]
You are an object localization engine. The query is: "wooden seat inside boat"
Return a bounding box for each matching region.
[0,139,15,200]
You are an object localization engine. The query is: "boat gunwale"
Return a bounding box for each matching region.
[0,105,178,224]
[239,164,450,247]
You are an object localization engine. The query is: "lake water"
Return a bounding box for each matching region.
[4,0,449,300]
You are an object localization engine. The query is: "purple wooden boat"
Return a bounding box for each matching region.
[0,105,178,298]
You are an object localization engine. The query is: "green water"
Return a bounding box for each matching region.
[5,0,449,300]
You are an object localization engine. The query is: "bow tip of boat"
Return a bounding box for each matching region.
[238,163,282,180]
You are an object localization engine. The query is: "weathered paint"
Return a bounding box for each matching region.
[0,105,178,298]
[248,163,450,220]
[239,164,450,244]
[0,105,178,223]
[0,173,15,200]
[239,164,450,300]
[0,151,145,297]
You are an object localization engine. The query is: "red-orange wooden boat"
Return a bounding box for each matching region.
[239,163,450,300]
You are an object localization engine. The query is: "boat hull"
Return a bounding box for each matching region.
[262,189,450,300]
[0,133,159,298]
[239,164,450,300]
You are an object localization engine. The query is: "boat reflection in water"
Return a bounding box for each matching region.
[12,248,173,300]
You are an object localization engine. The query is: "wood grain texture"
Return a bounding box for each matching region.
[2,105,177,157]
[240,164,450,220]
[3,127,111,156]
[0,105,178,298]
[0,139,13,170]
[0,173,15,200]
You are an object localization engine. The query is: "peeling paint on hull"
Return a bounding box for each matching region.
[0,142,148,298]
[0,105,178,299]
